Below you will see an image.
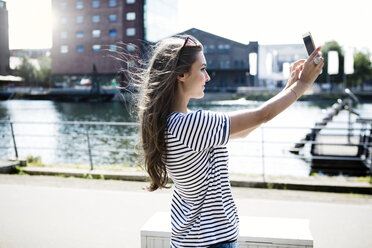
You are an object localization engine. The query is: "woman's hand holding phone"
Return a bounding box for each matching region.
[298,46,324,87]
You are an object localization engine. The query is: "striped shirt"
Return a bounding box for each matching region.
[165,110,239,248]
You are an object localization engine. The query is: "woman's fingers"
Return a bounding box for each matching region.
[286,62,304,89]
[307,46,322,61]
[316,58,324,72]
[294,59,306,68]
[290,59,306,72]
[293,64,303,78]
[299,50,324,84]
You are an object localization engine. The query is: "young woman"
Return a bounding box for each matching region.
[136,35,323,248]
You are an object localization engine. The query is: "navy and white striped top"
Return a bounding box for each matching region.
[165,110,239,248]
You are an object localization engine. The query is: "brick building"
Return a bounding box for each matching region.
[0,0,10,75]
[51,0,144,80]
[181,28,258,92]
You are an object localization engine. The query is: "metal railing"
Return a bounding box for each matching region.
[0,120,371,180]
[0,120,139,170]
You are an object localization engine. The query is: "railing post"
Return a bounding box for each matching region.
[9,121,19,159]
[261,126,266,183]
[86,128,94,170]
[347,98,352,143]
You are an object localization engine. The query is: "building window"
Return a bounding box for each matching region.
[92,15,100,23]
[218,44,224,54]
[219,61,223,69]
[60,16,67,24]
[92,30,101,38]
[126,28,135,37]
[92,44,101,52]
[60,31,67,39]
[126,43,136,52]
[109,45,117,51]
[109,14,117,22]
[60,45,68,54]
[225,60,230,69]
[218,60,231,69]
[209,45,215,53]
[76,16,84,23]
[126,0,135,4]
[77,45,84,53]
[234,60,239,68]
[126,12,136,21]
[109,0,117,7]
[60,2,67,9]
[204,45,215,54]
[109,29,117,37]
[218,44,230,54]
[208,60,214,69]
[92,0,100,8]
[76,1,83,9]
[240,60,245,68]
[76,31,84,38]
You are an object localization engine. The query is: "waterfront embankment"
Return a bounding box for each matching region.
[2,161,370,194]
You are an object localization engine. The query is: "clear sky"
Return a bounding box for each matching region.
[5,0,372,53]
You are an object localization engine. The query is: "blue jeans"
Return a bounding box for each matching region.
[208,240,239,248]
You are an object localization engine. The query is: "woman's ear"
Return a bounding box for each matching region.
[177,73,185,83]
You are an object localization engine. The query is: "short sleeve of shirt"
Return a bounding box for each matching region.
[168,110,230,152]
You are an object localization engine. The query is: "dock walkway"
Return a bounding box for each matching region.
[0,174,371,248]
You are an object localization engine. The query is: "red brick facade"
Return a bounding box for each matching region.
[51,0,144,75]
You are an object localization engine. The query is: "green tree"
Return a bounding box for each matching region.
[15,55,37,85]
[37,56,52,87]
[350,51,372,90]
[15,55,52,87]
[318,41,344,89]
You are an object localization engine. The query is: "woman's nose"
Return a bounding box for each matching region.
[205,71,210,82]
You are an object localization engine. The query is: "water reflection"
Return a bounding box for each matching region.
[54,101,135,122]
[2,101,60,163]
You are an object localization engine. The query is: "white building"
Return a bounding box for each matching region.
[258,44,307,88]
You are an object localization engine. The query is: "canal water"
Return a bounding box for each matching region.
[1,99,371,177]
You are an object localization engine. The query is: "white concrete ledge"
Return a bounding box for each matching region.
[141,212,313,248]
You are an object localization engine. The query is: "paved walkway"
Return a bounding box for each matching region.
[0,174,372,248]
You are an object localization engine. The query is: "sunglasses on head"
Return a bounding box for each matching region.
[176,36,198,66]
[181,36,197,48]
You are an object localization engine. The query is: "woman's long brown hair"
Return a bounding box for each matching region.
[136,35,203,191]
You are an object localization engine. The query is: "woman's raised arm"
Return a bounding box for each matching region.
[229,46,324,138]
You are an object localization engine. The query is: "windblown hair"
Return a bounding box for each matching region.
[136,35,203,191]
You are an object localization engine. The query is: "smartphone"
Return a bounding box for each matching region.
[302,32,315,56]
